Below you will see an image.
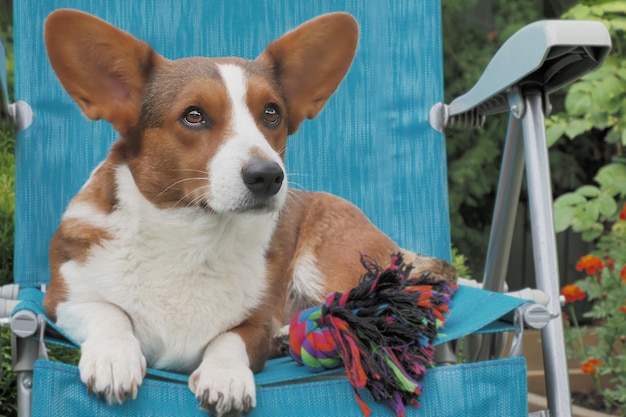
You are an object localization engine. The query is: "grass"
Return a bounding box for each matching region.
[0,127,14,286]
[0,125,16,417]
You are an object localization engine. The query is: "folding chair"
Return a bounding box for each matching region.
[0,1,610,416]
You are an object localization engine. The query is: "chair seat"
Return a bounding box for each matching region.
[18,285,529,416]
[33,356,528,417]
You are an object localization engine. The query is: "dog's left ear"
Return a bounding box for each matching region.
[44,9,166,134]
[258,13,358,135]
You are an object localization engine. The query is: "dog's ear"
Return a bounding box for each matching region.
[44,9,165,134]
[258,13,358,135]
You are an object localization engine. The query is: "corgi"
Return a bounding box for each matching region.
[43,9,456,416]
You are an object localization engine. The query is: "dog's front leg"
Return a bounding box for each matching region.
[57,302,147,404]
[190,319,270,417]
[189,331,256,417]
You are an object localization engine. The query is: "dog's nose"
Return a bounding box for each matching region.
[241,158,284,198]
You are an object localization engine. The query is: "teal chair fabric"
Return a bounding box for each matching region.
[32,357,528,417]
[13,0,449,289]
[12,1,528,416]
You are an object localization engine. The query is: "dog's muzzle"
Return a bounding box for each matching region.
[241,157,284,199]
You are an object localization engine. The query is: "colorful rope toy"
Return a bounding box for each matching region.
[289,253,457,417]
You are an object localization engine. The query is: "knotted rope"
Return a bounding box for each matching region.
[289,253,456,417]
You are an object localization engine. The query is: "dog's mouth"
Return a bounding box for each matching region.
[232,197,283,213]
[196,196,281,215]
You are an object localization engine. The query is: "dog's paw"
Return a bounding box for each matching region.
[401,249,458,284]
[270,325,290,357]
[189,360,256,417]
[79,333,147,404]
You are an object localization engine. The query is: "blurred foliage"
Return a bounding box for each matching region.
[441,0,614,277]
[0,329,16,417]
[443,0,545,276]
[0,128,13,286]
[451,247,472,278]
[0,0,13,102]
[1,2,17,416]
[0,0,14,287]
[548,1,626,241]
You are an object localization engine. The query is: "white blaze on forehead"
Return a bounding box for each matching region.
[218,64,265,143]
[205,64,287,213]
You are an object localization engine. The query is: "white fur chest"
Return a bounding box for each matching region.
[56,165,277,372]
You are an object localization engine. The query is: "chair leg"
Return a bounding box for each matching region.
[521,90,572,417]
[12,336,37,417]
[482,111,525,293]
[466,111,525,362]
[11,310,47,417]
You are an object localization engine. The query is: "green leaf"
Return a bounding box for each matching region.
[591,75,625,115]
[597,1,626,14]
[590,5,605,16]
[606,125,621,144]
[564,4,591,20]
[565,90,592,117]
[564,119,592,139]
[594,194,618,217]
[554,192,586,207]
[592,79,612,108]
[609,17,626,32]
[603,74,624,93]
[554,206,576,232]
[576,185,601,197]
[595,163,626,196]
[569,80,593,93]
[572,203,600,233]
[582,223,604,240]
[587,108,610,129]
[546,124,566,147]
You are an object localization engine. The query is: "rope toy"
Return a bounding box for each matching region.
[289,252,457,417]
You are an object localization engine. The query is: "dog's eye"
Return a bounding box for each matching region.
[263,104,281,127]
[181,107,207,127]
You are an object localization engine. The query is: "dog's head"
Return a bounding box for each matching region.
[44,10,358,214]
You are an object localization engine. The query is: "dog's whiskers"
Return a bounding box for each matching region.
[157,177,207,198]
[286,190,305,206]
[170,168,210,176]
[187,192,210,209]
[276,145,288,156]
[172,186,210,210]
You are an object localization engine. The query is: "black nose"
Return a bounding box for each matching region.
[241,158,284,198]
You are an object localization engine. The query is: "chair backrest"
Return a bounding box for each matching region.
[13,0,450,288]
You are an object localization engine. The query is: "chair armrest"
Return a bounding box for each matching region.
[431,20,611,130]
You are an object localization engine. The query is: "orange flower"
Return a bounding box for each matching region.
[581,358,602,374]
[620,306,626,314]
[561,285,585,303]
[619,203,626,221]
[575,255,603,275]
[621,266,626,285]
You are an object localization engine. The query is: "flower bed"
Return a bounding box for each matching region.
[559,230,626,414]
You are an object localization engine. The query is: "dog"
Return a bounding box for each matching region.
[43,9,456,416]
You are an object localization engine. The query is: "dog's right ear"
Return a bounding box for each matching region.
[44,9,165,134]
